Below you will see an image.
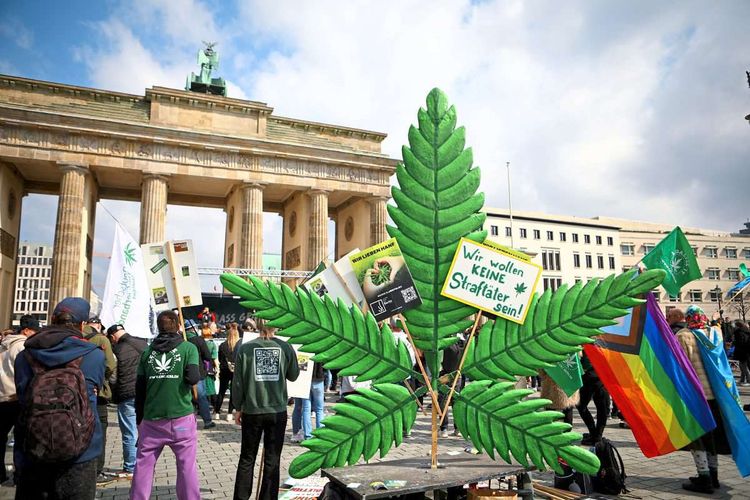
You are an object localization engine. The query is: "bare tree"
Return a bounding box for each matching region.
[729,292,749,322]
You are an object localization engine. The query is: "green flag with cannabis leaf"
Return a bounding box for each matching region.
[220,88,666,479]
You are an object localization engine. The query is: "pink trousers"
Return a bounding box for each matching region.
[130,413,200,500]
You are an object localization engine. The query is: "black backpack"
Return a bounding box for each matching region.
[591,437,628,495]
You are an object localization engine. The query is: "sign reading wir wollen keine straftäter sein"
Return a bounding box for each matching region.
[441,238,542,324]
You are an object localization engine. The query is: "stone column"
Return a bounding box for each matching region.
[308,189,329,269]
[50,164,89,310]
[140,174,169,244]
[369,196,389,245]
[238,182,264,270]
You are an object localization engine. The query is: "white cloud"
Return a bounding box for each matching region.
[21,0,750,293]
[0,18,34,50]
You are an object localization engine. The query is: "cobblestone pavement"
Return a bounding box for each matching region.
[2,388,749,499]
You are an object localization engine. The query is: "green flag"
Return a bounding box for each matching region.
[641,227,701,297]
[546,353,583,397]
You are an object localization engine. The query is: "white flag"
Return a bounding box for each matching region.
[101,224,153,338]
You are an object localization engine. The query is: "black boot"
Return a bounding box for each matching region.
[682,474,713,494]
[710,468,720,489]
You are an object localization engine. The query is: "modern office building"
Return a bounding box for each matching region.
[13,241,53,324]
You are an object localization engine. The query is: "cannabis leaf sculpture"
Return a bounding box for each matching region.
[220,88,666,479]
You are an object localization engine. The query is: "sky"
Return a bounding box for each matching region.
[2,0,749,295]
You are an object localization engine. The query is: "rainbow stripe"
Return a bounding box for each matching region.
[584,293,715,457]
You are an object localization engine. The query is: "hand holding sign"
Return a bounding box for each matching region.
[363,256,404,296]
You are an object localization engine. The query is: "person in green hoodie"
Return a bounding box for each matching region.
[232,321,299,500]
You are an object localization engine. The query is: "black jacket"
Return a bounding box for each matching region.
[218,340,236,375]
[112,333,148,403]
[187,332,211,379]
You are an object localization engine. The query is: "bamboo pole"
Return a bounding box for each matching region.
[439,313,482,426]
[431,402,439,469]
[398,314,442,418]
[166,241,198,399]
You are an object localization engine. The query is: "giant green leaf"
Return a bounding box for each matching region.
[220,274,416,383]
[462,269,666,380]
[453,380,600,475]
[386,88,486,356]
[289,383,419,478]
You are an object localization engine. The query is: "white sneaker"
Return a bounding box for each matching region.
[440,430,449,438]
[225,413,233,421]
[291,430,304,443]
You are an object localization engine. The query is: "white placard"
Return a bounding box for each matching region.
[287,345,314,399]
[441,238,542,324]
[141,240,202,312]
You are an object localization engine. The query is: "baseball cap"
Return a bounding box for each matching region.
[106,324,125,336]
[52,297,91,324]
[87,316,102,325]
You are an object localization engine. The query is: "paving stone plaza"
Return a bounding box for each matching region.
[2,387,746,499]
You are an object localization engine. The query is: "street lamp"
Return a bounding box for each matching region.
[712,286,723,316]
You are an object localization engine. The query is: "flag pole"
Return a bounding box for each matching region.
[507,161,514,249]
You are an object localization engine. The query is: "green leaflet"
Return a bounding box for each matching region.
[453,380,600,475]
[288,384,419,478]
[219,274,416,383]
[386,88,486,355]
[462,269,666,380]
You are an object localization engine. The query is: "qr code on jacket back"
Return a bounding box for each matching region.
[253,347,281,381]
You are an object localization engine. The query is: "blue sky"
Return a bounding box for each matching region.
[2,0,749,294]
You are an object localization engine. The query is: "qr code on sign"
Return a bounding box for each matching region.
[254,347,281,381]
[401,286,418,303]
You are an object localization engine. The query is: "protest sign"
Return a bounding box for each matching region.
[141,240,202,311]
[287,346,314,399]
[301,250,365,307]
[349,238,422,322]
[441,238,541,324]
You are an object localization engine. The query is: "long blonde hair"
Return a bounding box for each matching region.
[226,322,240,352]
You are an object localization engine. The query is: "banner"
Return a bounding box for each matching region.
[349,238,422,321]
[545,353,583,397]
[100,224,153,338]
[642,227,701,297]
[441,238,541,324]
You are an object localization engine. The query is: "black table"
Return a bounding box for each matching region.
[321,454,533,499]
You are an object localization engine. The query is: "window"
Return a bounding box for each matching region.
[728,269,740,281]
[533,229,541,240]
[505,226,512,237]
[707,268,720,280]
[608,256,615,270]
[546,231,553,241]
[595,235,602,245]
[574,277,582,284]
[744,248,750,259]
[520,228,527,239]
[585,254,592,268]
[573,253,581,268]
[668,293,681,302]
[620,243,635,256]
[706,247,718,258]
[607,236,613,246]
[691,246,698,256]
[584,235,591,244]
[726,248,737,259]
[542,277,563,292]
[689,290,702,303]
[643,244,655,254]
[542,250,561,271]
[709,289,721,302]
[559,232,567,242]
[490,225,499,236]
[572,233,579,243]
[597,255,604,269]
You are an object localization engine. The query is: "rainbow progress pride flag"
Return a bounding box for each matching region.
[584,293,715,457]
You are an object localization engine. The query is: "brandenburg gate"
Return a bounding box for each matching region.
[0,74,397,326]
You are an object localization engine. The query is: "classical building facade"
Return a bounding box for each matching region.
[485,207,750,315]
[13,241,52,323]
[483,208,622,292]
[0,74,397,325]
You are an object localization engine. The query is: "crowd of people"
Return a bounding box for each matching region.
[0,296,748,499]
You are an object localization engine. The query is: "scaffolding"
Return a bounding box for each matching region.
[197,267,313,281]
